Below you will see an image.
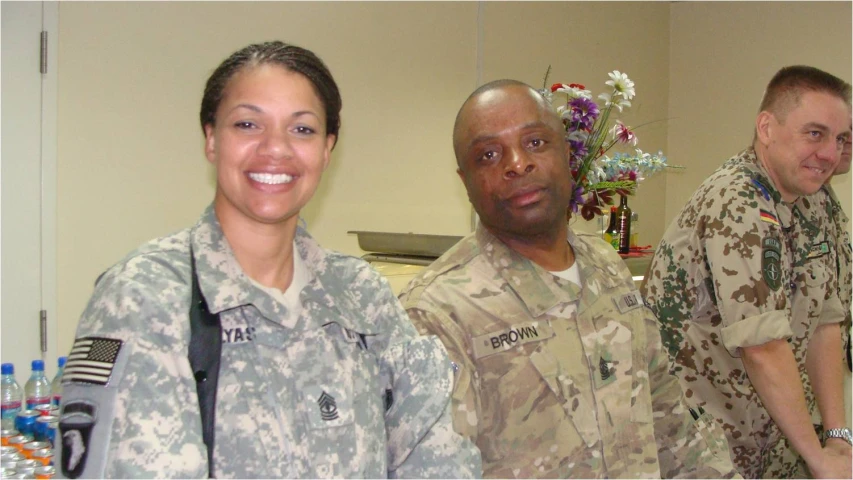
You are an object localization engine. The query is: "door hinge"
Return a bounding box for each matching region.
[40,310,47,353]
[40,31,48,74]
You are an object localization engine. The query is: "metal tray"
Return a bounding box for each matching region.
[348,230,463,258]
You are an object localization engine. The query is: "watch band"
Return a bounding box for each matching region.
[824,427,853,446]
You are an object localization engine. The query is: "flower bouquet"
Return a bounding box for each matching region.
[540,67,674,221]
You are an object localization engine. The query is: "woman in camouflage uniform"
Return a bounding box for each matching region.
[56,41,481,479]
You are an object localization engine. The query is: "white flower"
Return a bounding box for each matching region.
[597,93,632,112]
[556,85,592,100]
[605,70,635,100]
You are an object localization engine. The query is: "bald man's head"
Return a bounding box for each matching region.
[452,80,561,168]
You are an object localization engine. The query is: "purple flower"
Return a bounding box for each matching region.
[569,97,599,131]
[569,140,588,161]
[569,184,585,213]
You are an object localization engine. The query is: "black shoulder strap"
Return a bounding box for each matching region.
[188,247,222,478]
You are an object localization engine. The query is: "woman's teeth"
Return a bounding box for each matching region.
[249,172,293,185]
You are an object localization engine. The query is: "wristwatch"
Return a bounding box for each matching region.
[823,427,853,446]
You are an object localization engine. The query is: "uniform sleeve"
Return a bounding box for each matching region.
[404,307,480,442]
[362,278,481,478]
[643,313,740,479]
[56,270,207,478]
[700,189,793,356]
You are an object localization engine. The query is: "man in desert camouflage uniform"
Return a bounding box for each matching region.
[55,206,481,478]
[399,79,738,478]
[641,66,852,478]
[826,133,852,372]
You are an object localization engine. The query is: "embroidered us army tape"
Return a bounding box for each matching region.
[472,322,554,360]
[613,291,644,314]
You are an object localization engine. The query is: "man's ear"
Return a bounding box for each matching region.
[755,111,774,146]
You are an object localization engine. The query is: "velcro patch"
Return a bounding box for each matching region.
[807,241,830,259]
[63,337,122,386]
[613,291,644,314]
[472,322,554,360]
[759,209,780,226]
[59,401,97,478]
[303,385,353,429]
[751,178,771,201]
[762,236,782,291]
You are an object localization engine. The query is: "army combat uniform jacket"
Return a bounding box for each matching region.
[641,148,845,478]
[56,205,482,479]
[399,224,738,478]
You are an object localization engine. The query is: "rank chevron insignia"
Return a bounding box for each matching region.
[317,391,339,421]
[599,357,611,381]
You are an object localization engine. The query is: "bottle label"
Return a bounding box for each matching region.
[1,400,22,419]
[52,394,61,407]
[26,397,51,410]
[609,234,620,250]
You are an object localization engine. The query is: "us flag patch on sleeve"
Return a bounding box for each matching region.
[62,337,123,386]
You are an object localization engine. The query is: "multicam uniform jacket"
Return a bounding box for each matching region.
[641,148,845,478]
[55,205,482,479]
[398,224,738,479]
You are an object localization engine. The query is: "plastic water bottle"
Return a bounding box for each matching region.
[51,356,66,407]
[24,360,51,410]
[1,363,23,430]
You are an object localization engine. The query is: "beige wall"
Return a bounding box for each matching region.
[54,2,852,357]
[667,1,852,227]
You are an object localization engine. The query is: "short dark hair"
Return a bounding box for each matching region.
[758,65,851,120]
[199,41,342,146]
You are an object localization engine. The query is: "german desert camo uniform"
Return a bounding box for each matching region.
[824,183,852,366]
[641,148,844,478]
[55,205,482,479]
[399,224,738,479]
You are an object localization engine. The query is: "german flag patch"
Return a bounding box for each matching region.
[760,209,780,226]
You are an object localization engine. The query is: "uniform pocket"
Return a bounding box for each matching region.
[530,347,600,447]
[296,356,363,478]
[695,411,731,461]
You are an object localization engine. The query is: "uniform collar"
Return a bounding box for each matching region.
[739,147,796,229]
[741,147,784,204]
[189,205,375,333]
[474,224,621,317]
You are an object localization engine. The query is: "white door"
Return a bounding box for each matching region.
[1,1,58,380]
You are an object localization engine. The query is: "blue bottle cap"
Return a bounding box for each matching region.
[57,357,67,368]
[31,360,44,371]
[1,363,13,375]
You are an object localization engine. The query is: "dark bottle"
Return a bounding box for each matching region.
[603,206,619,250]
[616,195,632,254]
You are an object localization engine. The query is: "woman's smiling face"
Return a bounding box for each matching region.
[204,64,335,229]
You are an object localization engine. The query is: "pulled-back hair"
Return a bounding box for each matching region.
[758,65,851,120]
[199,41,342,146]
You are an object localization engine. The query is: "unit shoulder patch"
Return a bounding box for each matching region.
[762,236,782,291]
